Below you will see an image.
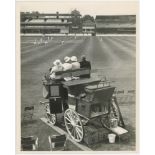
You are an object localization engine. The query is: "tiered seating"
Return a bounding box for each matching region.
[96,22,136,28]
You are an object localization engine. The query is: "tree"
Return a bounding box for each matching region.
[71,9,81,16]
[70,9,81,26]
[82,15,94,23]
[70,9,82,33]
[31,11,40,19]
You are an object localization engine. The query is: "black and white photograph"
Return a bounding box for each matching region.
[16,0,139,152]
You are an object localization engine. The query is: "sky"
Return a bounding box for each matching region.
[17,1,138,17]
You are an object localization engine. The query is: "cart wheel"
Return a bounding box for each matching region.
[47,113,57,125]
[64,109,84,142]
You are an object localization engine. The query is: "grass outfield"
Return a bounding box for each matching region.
[20,36,136,151]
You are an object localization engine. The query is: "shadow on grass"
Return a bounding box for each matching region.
[21,119,38,127]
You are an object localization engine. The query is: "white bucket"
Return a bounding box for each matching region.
[108,133,116,143]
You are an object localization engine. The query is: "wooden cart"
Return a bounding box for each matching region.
[41,68,125,142]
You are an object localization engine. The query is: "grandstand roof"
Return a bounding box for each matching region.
[39,13,81,16]
[21,22,72,26]
[22,13,81,17]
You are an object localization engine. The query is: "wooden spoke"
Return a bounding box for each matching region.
[75,128,80,140]
[73,128,76,138]
[76,127,83,135]
[75,125,83,129]
[64,109,84,142]
[65,116,72,123]
[76,131,80,140]
[66,112,73,121]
